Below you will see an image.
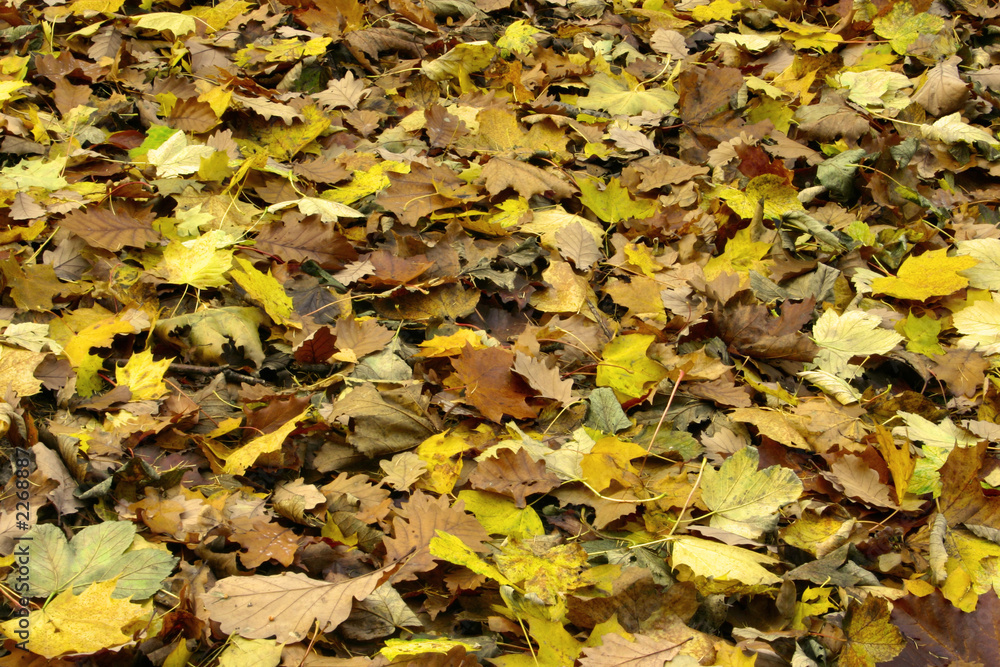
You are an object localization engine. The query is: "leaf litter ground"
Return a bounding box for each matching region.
[1,0,1000,665]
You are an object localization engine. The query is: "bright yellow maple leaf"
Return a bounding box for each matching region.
[417,329,491,358]
[871,249,978,300]
[703,227,772,281]
[0,579,152,658]
[579,436,648,492]
[457,490,544,538]
[719,174,805,220]
[153,234,234,289]
[64,316,141,397]
[115,349,173,400]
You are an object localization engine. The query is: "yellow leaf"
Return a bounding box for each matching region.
[577,175,657,223]
[382,635,484,661]
[68,0,125,14]
[429,530,512,586]
[579,436,648,492]
[115,349,173,400]
[134,12,197,36]
[596,334,668,400]
[871,249,979,300]
[0,579,152,658]
[529,260,596,316]
[0,344,45,398]
[183,0,252,31]
[671,535,780,586]
[154,234,234,289]
[64,316,141,397]
[326,160,409,205]
[691,0,741,21]
[457,490,544,538]
[229,257,295,327]
[416,431,470,494]
[719,174,805,220]
[703,227,771,281]
[223,408,309,475]
[417,329,492,358]
[495,540,590,605]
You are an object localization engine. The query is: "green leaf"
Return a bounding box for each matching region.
[585,387,632,433]
[701,447,803,539]
[7,522,176,600]
[457,490,544,539]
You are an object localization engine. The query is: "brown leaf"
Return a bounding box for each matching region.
[322,383,436,457]
[938,442,1000,527]
[425,104,468,148]
[481,157,574,200]
[230,516,299,568]
[59,206,160,251]
[713,294,818,362]
[293,157,349,184]
[206,566,395,643]
[468,447,560,507]
[383,491,490,582]
[579,633,684,667]
[255,217,358,268]
[376,163,480,226]
[822,455,897,509]
[373,283,480,321]
[334,317,394,360]
[555,221,603,269]
[930,347,990,398]
[891,590,1000,666]
[453,345,538,422]
[512,351,573,405]
[168,97,219,133]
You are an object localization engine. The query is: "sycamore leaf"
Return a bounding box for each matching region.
[811,309,903,377]
[456,490,544,538]
[577,175,657,223]
[429,530,512,585]
[596,334,669,400]
[146,130,216,177]
[954,294,1000,355]
[871,249,978,300]
[0,579,153,658]
[206,566,394,643]
[703,226,771,280]
[134,12,197,36]
[266,197,365,222]
[891,411,979,450]
[217,636,283,667]
[921,112,1000,148]
[701,446,803,539]
[6,522,176,599]
[115,349,173,400]
[872,1,946,54]
[153,235,234,289]
[497,19,544,57]
[839,596,905,667]
[381,637,483,661]
[671,535,781,586]
[718,174,805,220]
[578,72,678,116]
[955,238,1000,289]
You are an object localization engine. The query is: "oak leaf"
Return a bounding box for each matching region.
[206,566,395,643]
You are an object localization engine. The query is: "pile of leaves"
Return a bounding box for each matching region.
[2,0,1000,663]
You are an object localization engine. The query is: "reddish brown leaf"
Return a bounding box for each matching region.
[468,447,560,507]
[376,163,480,227]
[453,345,538,422]
[58,206,160,251]
[892,591,1000,666]
[255,218,358,268]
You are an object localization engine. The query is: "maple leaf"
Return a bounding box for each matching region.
[839,596,905,667]
[0,579,153,658]
[467,446,560,507]
[452,344,538,422]
[595,334,668,400]
[206,565,395,643]
[578,633,684,667]
[383,491,490,582]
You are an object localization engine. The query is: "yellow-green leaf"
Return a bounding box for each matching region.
[596,334,669,400]
[457,490,544,539]
[671,535,780,586]
[701,446,803,539]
